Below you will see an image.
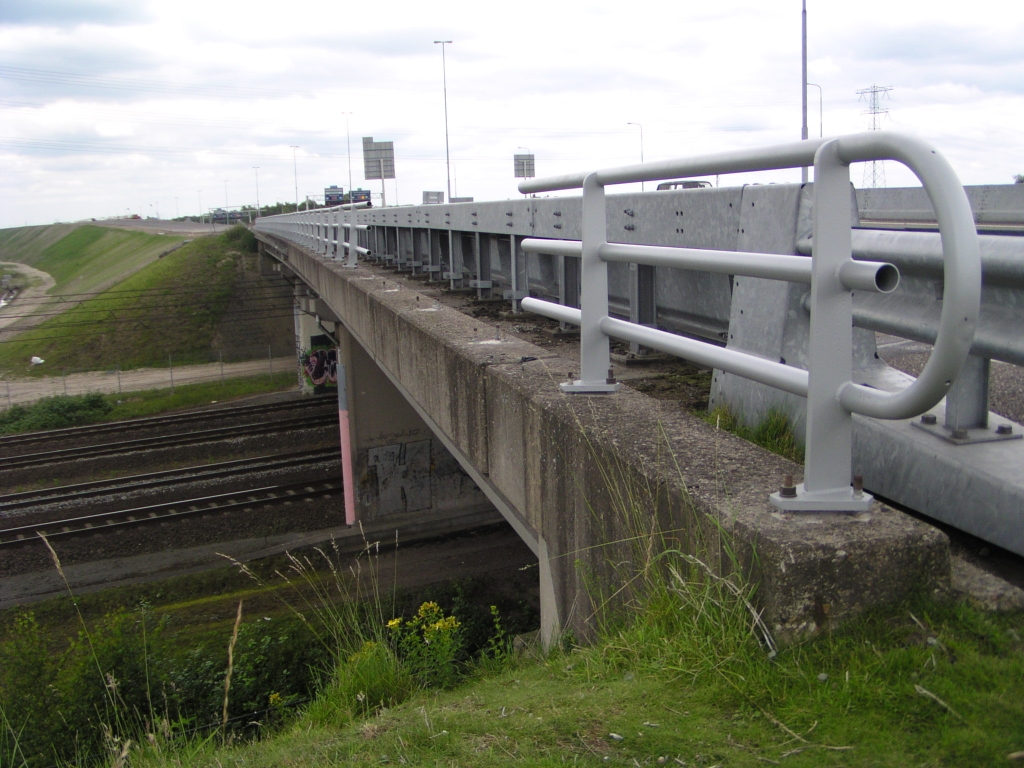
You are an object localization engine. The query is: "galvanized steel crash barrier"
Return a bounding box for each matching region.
[516,132,981,512]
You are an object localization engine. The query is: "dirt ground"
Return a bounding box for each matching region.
[0,357,296,407]
[0,261,56,339]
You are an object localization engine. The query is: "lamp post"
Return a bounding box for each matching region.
[627,122,645,191]
[290,145,299,211]
[801,0,809,183]
[342,111,355,267]
[342,112,353,207]
[807,83,823,137]
[434,40,453,203]
[253,167,261,218]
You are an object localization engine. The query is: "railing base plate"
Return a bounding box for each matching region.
[560,380,621,394]
[769,484,874,512]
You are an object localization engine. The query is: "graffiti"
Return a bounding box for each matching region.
[366,440,432,514]
[300,334,338,394]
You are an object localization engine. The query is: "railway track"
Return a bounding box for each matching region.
[0,448,339,515]
[0,396,334,455]
[0,414,338,472]
[0,479,343,547]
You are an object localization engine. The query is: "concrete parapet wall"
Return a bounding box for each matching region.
[258,231,950,644]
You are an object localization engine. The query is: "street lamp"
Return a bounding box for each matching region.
[801,0,809,183]
[434,40,453,203]
[342,112,353,205]
[342,111,355,267]
[627,122,644,191]
[253,167,261,218]
[290,145,299,211]
[807,83,823,137]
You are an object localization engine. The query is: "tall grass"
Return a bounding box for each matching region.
[220,533,412,727]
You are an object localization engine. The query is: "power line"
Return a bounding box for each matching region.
[0,65,313,101]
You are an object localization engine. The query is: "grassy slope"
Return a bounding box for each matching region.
[129,593,1023,768]
[0,224,183,295]
[0,224,79,266]
[32,225,184,294]
[0,228,279,374]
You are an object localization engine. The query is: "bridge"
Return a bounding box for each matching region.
[254,132,1024,645]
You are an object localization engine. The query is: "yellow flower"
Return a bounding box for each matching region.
[387,617,402,630]
[417,601,441,618]
[268,692,283,707]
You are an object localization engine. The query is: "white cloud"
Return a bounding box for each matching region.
[1,0,1023,226]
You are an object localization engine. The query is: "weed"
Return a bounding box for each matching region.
[0,392,111,434]
[387,601,464,689]
[705,405,804,463]
[305,641,413,726]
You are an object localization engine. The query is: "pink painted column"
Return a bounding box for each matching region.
[336,358,357,526]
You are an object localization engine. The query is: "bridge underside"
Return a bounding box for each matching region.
[258,231,949,644]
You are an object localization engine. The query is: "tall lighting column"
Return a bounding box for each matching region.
[434,40,453,203]
[253,167,261,217]
[627,122,644,191]
[290,145,299,211]
[343,111,355,267]
[801,0,809,183]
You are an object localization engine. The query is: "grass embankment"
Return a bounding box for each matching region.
[0,224,184,295]
[4,538,1021,766]
[0,372,297,435]
[0,549,538,768]
[0,224,80,267]
[135,574,1024,766]
[0,226,291,376]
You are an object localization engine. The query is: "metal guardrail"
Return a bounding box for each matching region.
[256,202,371,265]
[517,132,981,512]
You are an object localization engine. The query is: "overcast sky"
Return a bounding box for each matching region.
[1,0,1022,227]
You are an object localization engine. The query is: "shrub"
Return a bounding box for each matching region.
[225,224,258,254]
[387,602,463,690]
[0,392,112,434]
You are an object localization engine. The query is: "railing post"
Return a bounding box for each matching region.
[345,206,358,268]
[771,139,871,511]
[561,173,619,393]
[319,209,326,254]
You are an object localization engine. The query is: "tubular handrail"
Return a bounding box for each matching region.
[518,131,980,511]
[519,138,829,194]
[833,134,980,419]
